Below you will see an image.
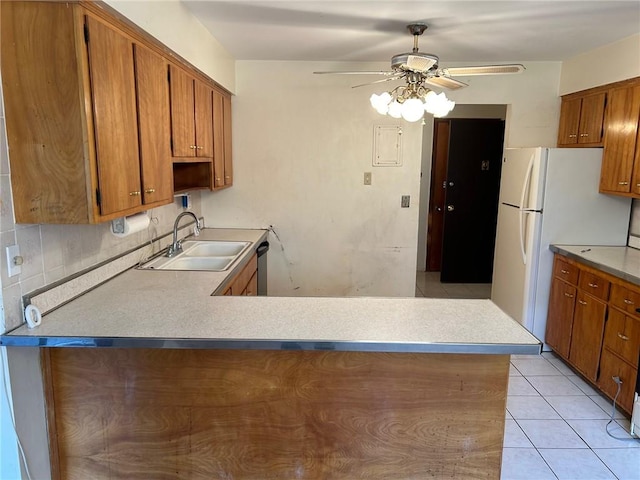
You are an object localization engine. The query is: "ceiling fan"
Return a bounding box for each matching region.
[314,23,525,91]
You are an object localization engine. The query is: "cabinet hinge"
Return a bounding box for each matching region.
[96,189,101,207]
[83,23,89,43]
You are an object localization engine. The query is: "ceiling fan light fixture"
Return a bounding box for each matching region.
[370,86,454,122]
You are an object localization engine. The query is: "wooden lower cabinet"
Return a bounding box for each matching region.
[567,291,607,381]
[545,279,576,359]
[545,254,640,414]
[221,253,257,296]
[42,348,510,479]
[597,349,637,413]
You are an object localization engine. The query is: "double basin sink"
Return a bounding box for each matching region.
[139,240,251,271]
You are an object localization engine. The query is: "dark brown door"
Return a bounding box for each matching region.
[426,120,450,271]
[440,119,505,283]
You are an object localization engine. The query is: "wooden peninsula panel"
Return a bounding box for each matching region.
[44,348,509,479]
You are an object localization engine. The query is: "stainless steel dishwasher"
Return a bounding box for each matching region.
[256,241,269,295]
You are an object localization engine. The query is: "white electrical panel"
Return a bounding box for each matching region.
[373,125,402,166]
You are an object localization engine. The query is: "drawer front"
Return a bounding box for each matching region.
[553,257,579,285]
[597,348,637,414]
[603,309,640,368]
[610,283,640,317]
[578,271,610,301]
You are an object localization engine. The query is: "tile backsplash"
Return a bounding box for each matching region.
[0,88,202,334]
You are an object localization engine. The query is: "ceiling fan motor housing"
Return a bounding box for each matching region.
[391,52,439,73]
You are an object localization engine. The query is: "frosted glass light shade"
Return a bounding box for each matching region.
[401,98,425,122]
[388,101,402,118]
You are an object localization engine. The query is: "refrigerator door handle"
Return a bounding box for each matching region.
[519,153,535,211]
[519,209,527,265]
[517,154,535,265]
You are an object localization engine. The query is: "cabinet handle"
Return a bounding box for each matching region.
[129,191,141,196]
[561,269,569,274]
[580,133,588,137]
[564,292,574,298]
[578,300,587,305]
[618,181,629,185]
[617,332,629,341]
[197,146,204,150]
[190,145,197,150]
[225,176,231,179]
[569,134,577,138]
[587,282,598,288]
[623,298,634,305]
[144,188,156,194]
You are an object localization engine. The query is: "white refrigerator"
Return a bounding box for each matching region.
[491,147,631,344]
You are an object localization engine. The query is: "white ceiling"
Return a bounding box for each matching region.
[182,0,640,65]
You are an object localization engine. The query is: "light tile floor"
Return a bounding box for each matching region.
[415,271,640,480]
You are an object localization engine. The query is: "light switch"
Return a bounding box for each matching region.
[364,172,372,185]
[6,245,22,277]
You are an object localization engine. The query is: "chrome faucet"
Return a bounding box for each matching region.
[166,212,202,257]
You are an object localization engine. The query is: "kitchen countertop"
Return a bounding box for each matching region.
[549,244,640,286]
[1,229,541,355]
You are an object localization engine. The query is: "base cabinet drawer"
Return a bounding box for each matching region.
[597,349,637,413]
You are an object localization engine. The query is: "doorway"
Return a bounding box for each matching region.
[426,117,506,283]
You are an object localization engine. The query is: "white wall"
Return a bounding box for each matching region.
[560,34,640,95]
[201,61,423,297]
[104,0,236,92]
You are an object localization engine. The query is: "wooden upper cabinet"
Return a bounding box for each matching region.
[85,14,142,216]
[599,84,640,194]
[168,65,213,158]
[557,92,606,146]
[133,44,173,207]
[557,98,582,145]
[194,80,214,157]
[1,2,176,223]
[1,2,94,223]
[223,93,234,186]
[213,90,233,188]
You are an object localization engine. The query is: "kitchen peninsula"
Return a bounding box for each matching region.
[2,228,541,480]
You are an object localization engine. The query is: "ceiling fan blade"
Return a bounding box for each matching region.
[352,75,405,89]
[313,70,397,76]
[424,76,468,90]
[441,64,525,76]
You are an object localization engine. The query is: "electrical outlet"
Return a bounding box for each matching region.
[401,195,410,208]
[364,172,372,185]
[6,245,22,277]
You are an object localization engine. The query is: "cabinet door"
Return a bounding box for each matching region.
[597,348,637,414]
[134,44,173,206]
[604,309,640,368]
[169,64,196,157]
[632,120,640,195]
[194,80,213,157]
[85,14,142,216]
[213,90,226,188]
[568,292,607,381]
[223,94,233,186]
[600,85,640,193]
[545,279,576,359]
[558,98,581,145]
[578,93,606,144]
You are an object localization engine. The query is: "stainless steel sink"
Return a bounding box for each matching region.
[138,240,251,271]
